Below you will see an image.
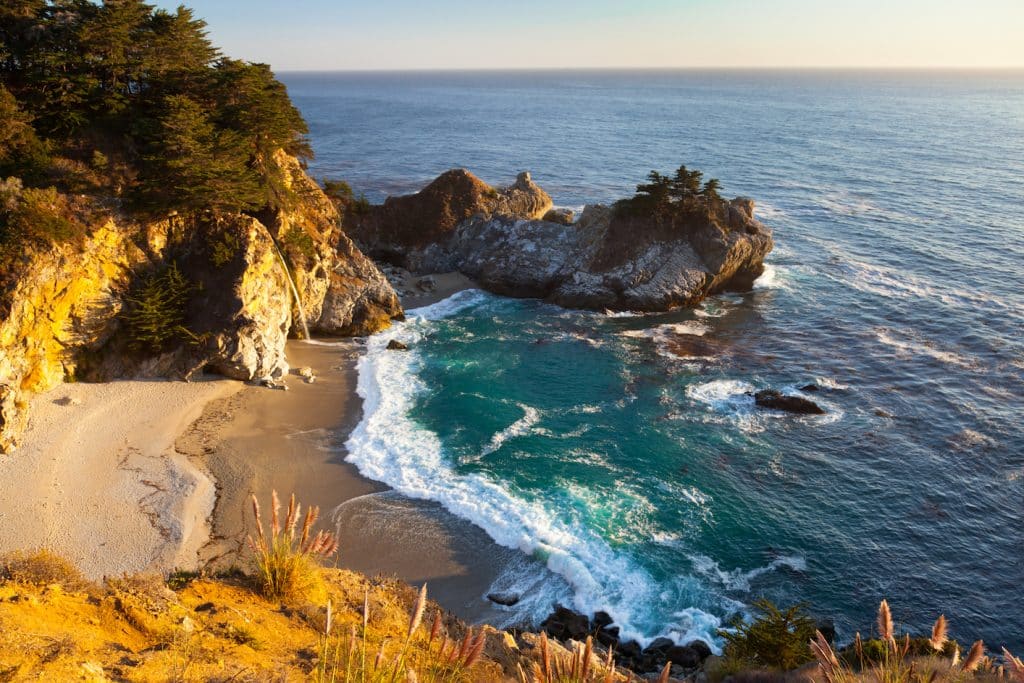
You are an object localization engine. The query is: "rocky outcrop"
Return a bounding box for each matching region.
[346,170,773,312]
[267,151,402,336]
[0,151,402,453]
[347,169,552,259]
[753,389,825,415]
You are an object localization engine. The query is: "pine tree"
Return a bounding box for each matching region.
[700,178,722,205]
[140,94,262,213]
[0,84,48,178]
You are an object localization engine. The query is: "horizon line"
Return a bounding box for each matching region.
[276,65,1024,74]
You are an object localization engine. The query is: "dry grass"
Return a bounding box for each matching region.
[313,583,488,683]
[517,631,624,683]
[248,490,339,602]
[0,549,92,592]
[810,600,1017,683]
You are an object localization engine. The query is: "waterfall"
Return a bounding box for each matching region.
[264,227,311,340]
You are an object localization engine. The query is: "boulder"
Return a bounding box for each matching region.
[486,592,520,607]
[644,637,674,654]
[753,389,825,415]
[386,339,409,351]
[684,639,713,661]
[665,645,702,668]
[344,168,552,259]
[543,207,575,225]
[540,605,590,641]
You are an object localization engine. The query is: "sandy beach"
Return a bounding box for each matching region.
[0,274,526,623]
[0,378,241,578]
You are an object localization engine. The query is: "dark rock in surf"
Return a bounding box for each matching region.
[386,339,409,351]
[685,639,713,661]
[540,605,590,641]
[486,592,520,607]
[592,611,614,630]
[753,389,825,415]
[666,644,702,668]
[644,637,674,654]
[800,383,820,392]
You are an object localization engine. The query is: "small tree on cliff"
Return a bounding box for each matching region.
[700,178,722,205]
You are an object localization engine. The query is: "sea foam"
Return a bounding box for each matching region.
[346,290,728,648]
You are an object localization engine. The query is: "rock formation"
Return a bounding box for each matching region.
[345,170,773,312]
[0,151,402,453]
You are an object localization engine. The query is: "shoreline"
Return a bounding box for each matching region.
[0,273,546,625]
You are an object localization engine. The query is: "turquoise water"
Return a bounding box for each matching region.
[284,70,1024,649]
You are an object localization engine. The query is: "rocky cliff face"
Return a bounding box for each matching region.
[346,170,773,312]
[0,152,402,453]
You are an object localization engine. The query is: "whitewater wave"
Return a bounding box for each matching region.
[345,291,724,647]
[875,328,978,370]
[477,404,542,459]
[686,379,843,431]
[689,553,807,593]
[620,322,708,340]
[832,256,1010,313]
[753,263,789,291]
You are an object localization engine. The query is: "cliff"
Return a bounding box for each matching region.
[345,171,773,311]
[0,152,402,453]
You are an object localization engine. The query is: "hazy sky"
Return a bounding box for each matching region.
[154,0,1024,71]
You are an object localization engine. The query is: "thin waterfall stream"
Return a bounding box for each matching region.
[265,228,311,340]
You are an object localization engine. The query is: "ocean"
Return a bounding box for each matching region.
[281,70,1024,650]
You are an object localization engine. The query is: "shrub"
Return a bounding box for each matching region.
[282,226,316,261]
[322,178,355,204]
[719,599,817,671]
[247,491,339,602]
[208,229,241,267]
[122,262,199,353]
[0,549,90,591]
[3,186,83,246]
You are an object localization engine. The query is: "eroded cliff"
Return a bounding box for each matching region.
[0,152,402,453]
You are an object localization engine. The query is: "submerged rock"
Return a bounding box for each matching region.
[753,389,825,415]
[486,592,520,607]
[345,170,773,312]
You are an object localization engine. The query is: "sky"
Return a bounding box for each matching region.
[153,0,1024,71]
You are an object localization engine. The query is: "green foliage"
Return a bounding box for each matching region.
[1,185,83,246]
[282,227,316,261]
[90,150,108,171]
[122,262,198,354]
[0,1,310,216]
[719,599,818,671]
[322,178,355,204]
[138,95,263,213]
[614,164,726,226]
[0,84,49,179]
[209,229,242,267]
